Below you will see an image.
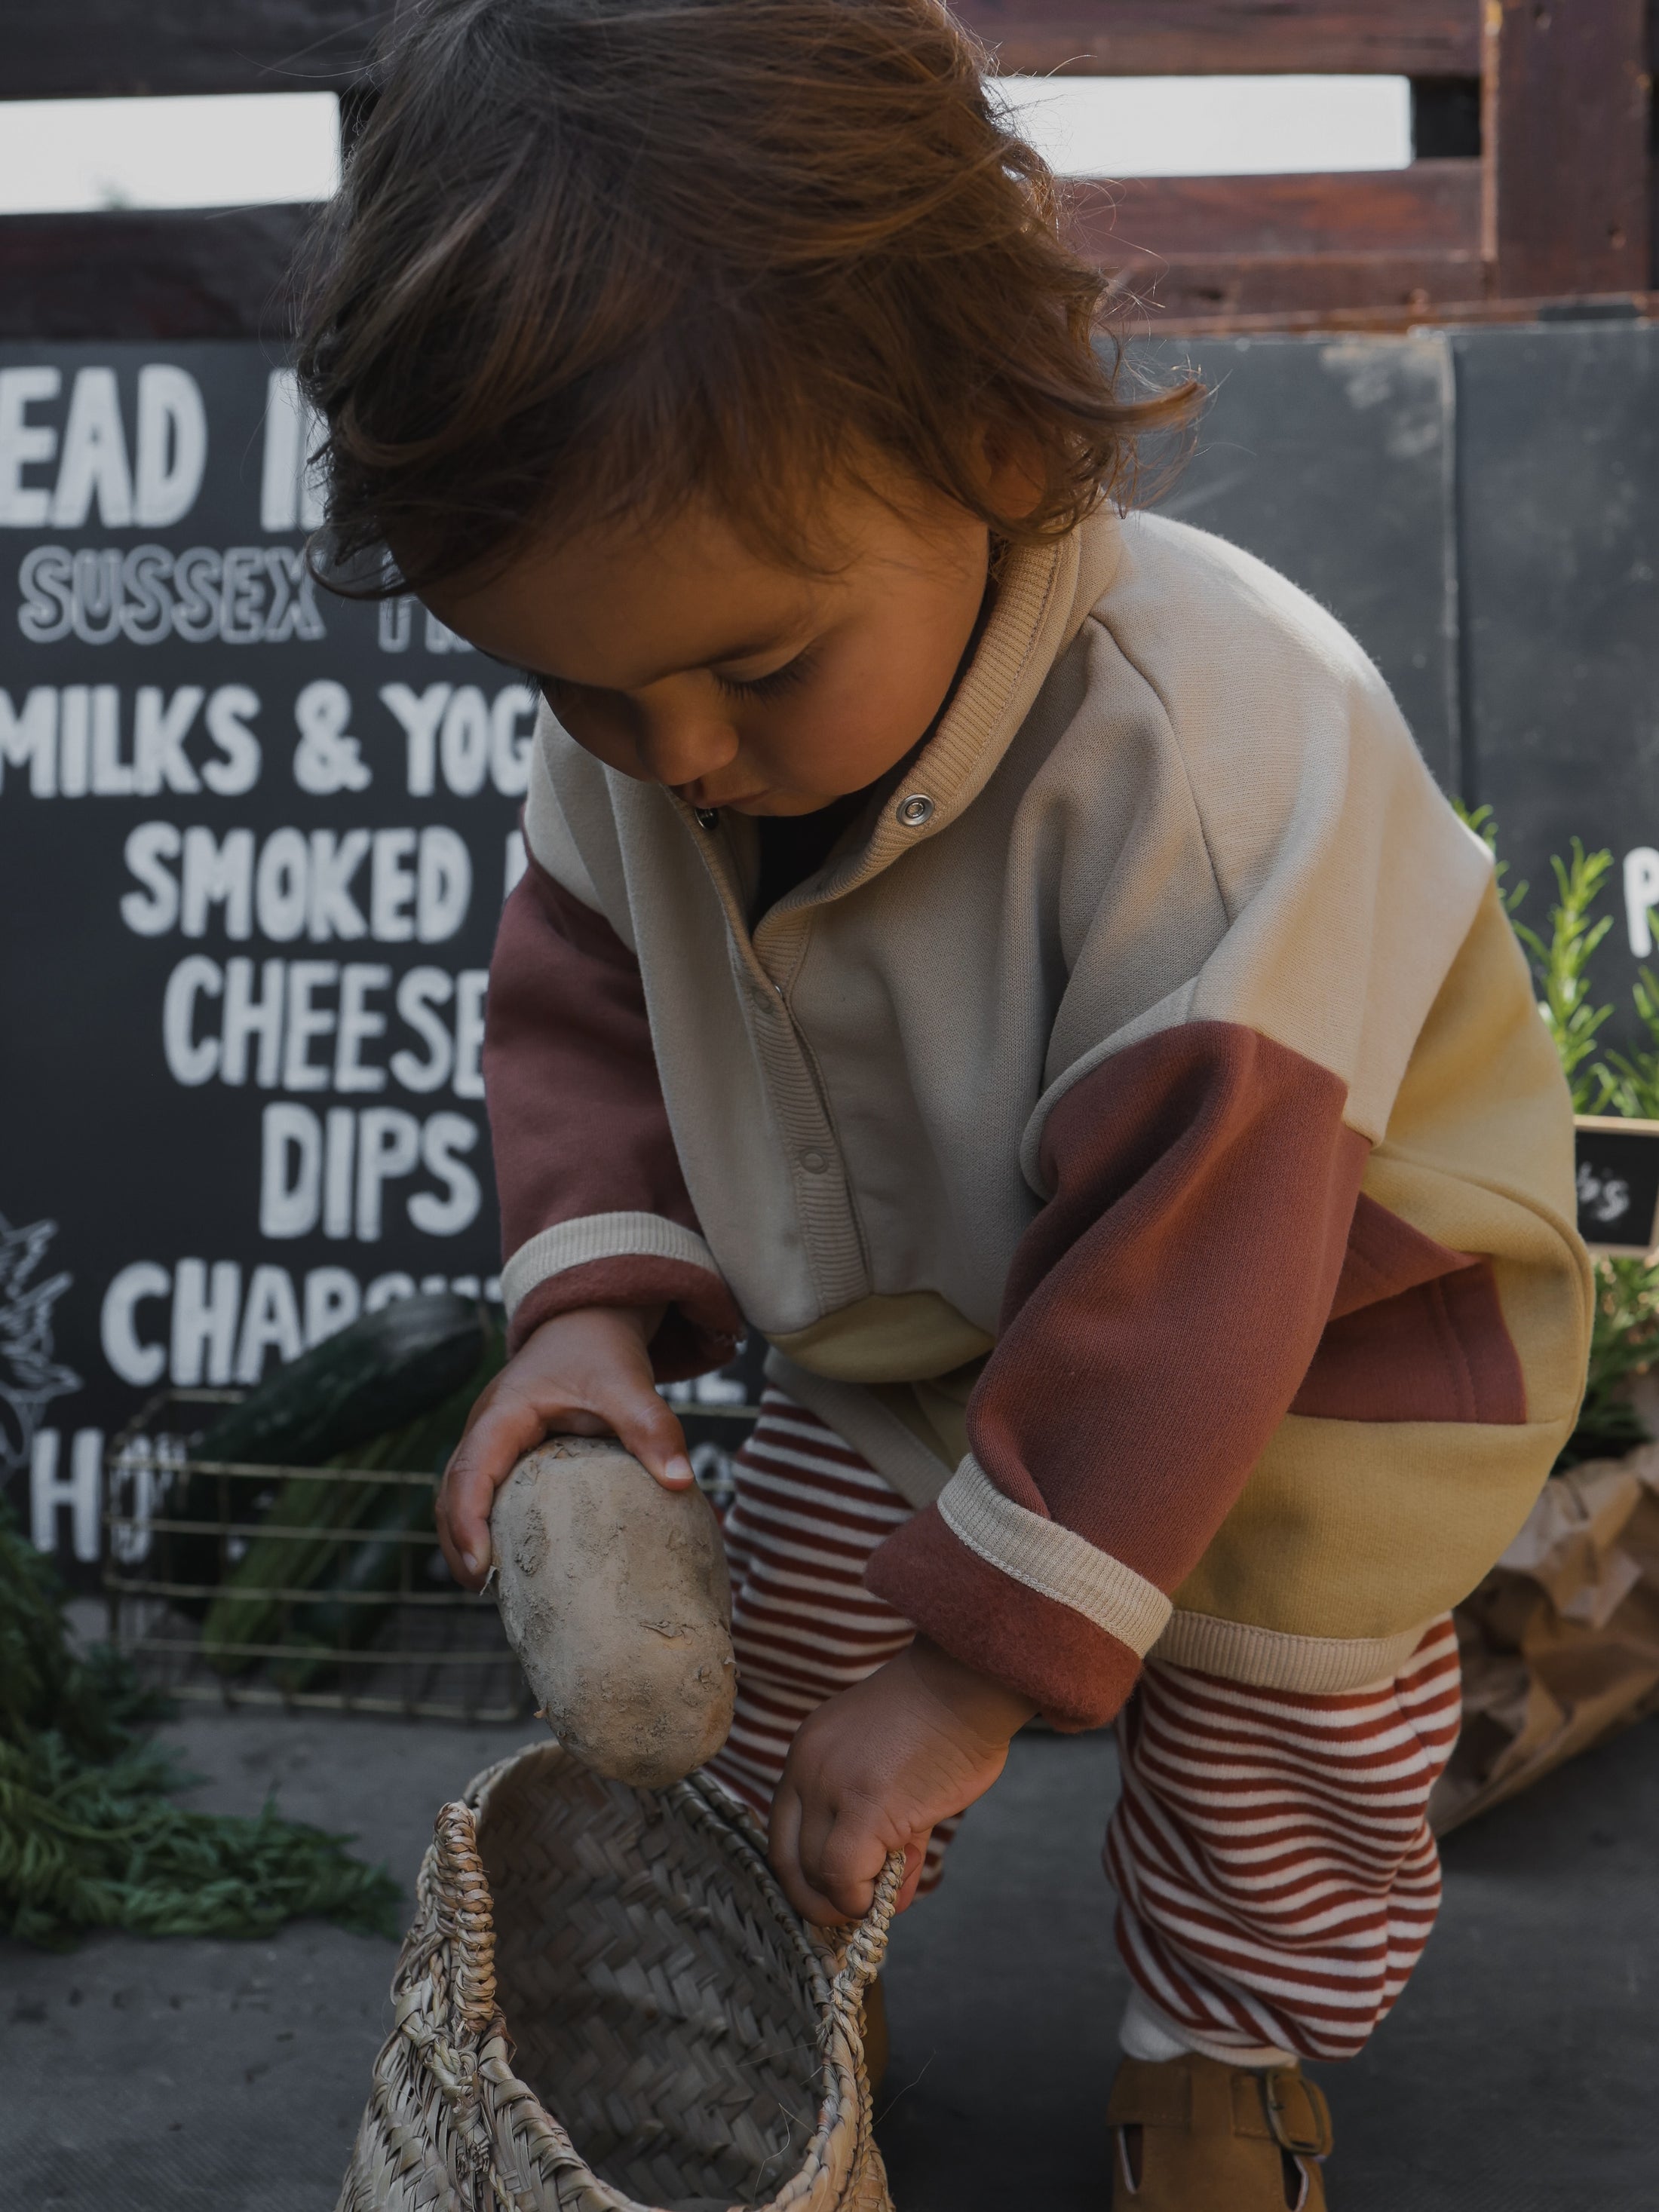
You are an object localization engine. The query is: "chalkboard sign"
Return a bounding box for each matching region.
[1573,1116,1659,1257]
[7,326,1656,1573]
[1,343,527,1569]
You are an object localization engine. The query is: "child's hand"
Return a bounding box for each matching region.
[435,1304,692,1589]
[768,1637,1038,1925]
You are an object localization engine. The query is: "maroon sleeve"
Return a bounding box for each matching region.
[483,855,743,1375]
[866,1022,1366,1726]
[866,1019,1527,1729]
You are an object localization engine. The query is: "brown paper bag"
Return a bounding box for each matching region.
[1431,1444,1659,1832]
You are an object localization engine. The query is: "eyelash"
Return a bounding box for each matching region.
[532,652,814,709]
[711,648,814,702]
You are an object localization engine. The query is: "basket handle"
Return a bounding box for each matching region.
[830,1849,906,2009]
[430,1799,498,2038]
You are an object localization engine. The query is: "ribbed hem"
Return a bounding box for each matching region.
[501,1212,721,1321]
[866,1504,1142,1729]
[938,1457,1172,1658]
[1151,1608,1438,1693]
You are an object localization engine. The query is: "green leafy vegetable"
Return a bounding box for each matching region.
[0,1498,399,1950]
[1560,1255,1659,1469]
[1510,840,1615,1112]
[1466,809,1659,1466]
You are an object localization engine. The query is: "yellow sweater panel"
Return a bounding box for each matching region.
[1173,877,1593,1641]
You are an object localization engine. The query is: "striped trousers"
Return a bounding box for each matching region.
[704,1390,1461,2063]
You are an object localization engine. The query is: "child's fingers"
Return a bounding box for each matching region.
[437,1392,556,1585]
[599,1376,695,1492]
[434,1451,507,1589]
[768,1786,857,1926]
[437,1386,689,1587]
[892,1837,929,1915]
[797,1797,891,1923]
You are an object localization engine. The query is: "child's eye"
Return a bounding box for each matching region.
[711,647,814,702]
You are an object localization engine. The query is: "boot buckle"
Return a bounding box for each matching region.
[1263,2069,1333,2158]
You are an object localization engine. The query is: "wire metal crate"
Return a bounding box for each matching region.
[103,1378,760,1723]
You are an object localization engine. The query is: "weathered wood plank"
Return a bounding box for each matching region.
[1069,162,1480,261]
[957,0,1480,78]
[1066,165,1483,320]
[1,0,382,98]
[0,207,313,339]
[1136,293,1657,339]
[1488,0,1651,299]
[0,169,1483,341]
[1102,250,1481,320]
[2,0,1480,100]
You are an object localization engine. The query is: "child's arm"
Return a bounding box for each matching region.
[437,850,743,1585]
[863,1023,1369,1725]
[769,1638,1035,1920]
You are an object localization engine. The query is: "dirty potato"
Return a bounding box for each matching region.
[490,1434,736,1787]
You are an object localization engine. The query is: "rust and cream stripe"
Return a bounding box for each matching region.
[704,1392,1457,2055]
[1105,1616,1462,2063]
[704,1390,958,1889]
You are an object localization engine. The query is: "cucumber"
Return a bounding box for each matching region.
[198,1292,488,1469]
[200,1323,504,1677]
[162,1294,489,1615]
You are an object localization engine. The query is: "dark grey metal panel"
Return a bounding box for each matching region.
[1138,332,1458,791]
[1455,322,1659,1046]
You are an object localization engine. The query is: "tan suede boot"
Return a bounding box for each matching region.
[1108,2051,1332,2210]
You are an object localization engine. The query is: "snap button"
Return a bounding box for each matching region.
[694,807,719,830]
[799,1149,828,1173]
[896,793,934,828]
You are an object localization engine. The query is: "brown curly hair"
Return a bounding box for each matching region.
[297,0,1201,594]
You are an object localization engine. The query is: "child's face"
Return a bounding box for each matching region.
[422,463,995,816]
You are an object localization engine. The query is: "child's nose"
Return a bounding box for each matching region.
[636,703,739,789]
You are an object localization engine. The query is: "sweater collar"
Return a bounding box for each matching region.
[798,504,1122,904]
[667,504,1124,943]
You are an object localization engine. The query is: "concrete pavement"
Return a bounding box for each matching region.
[4,1706,1655,2210]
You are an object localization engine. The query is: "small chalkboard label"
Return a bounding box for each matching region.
[1574,1117,1659,1255]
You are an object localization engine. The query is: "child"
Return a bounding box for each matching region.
[299,2,1590,2202]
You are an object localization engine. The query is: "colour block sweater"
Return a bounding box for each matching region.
[484,507,1592,1728]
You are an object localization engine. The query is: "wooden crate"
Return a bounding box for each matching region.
[2,0,1653,335]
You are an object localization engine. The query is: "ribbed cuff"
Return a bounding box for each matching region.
[938,1456,1172,1658]
[508,1260,743,1379]
[865,1503,1142,1730]
[501,1212,722,1319]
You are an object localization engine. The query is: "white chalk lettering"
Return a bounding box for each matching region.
[259,369,326,535]
[124,825,474,943]
[164,956,483,1098]
[17,543,325,646]
[1625,847,1659,958]
[101,1262,498,1389]
[259,1103,483,1240]
[381,680,536,797]
[0,367,61,528]
[2,363,208,532]
[0,683,262,799]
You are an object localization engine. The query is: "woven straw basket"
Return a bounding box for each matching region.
[337,1740,899,2212]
